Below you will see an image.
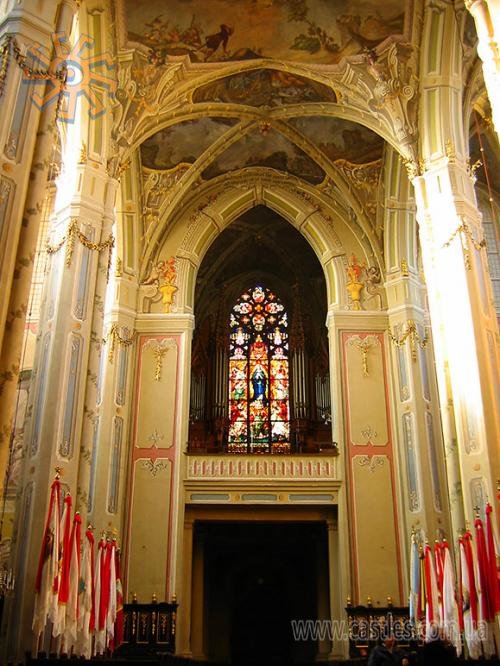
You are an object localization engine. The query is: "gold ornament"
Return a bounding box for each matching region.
[388,320,428,362]
[106,323,135,363]
[442,220,486,271]
[46,217,115,280]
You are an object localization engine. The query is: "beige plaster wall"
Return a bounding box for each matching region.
[341,330,402,605]
[126,334,179,601]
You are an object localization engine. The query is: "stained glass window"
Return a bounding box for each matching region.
[228,285,290,454]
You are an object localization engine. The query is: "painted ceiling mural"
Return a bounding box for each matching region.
[289,117,384,164]
[140,117,238,170]
[124,0,405,65]
[140,116,384,183]
[192,69,337,106]
[201,128,326,183]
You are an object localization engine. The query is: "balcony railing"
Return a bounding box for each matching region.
[186,440,338,455]
[188,418,338,455]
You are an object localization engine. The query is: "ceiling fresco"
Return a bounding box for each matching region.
[201,128,326,183]
[192,69,337,107]
[140,117,238,170]
[140,116,384,182]
[124,0,405,64]
[289,117,384,163]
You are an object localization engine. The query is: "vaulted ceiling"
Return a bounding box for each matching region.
[117,0,410,234]
[112,0,488,286]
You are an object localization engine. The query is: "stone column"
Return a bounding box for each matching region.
[466,0,500,143]
[75,176,119,515]
[87,303,136,545]
[387,270,454,533]
[413,157,500,526]
[0,0,78,562]
[6,160,117,659]
[383,149,454,550]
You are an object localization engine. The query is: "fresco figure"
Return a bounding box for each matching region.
[201,24,234,58]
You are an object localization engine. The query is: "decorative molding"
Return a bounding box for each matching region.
[402,412,420,512]
[0,177,12,203]
[4,132,18,160]
[187,456,337,480]
[142,165,190,231]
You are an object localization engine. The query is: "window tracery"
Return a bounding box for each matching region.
[228,285,290,454]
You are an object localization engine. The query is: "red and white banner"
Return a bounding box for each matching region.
[424,541,440,641]
[32,476,61,640]
[441,539,461,656]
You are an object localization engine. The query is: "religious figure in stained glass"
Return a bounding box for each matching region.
[251,364,267,402]
[228,284,290,453]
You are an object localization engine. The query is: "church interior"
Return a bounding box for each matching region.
[0,0,499,663]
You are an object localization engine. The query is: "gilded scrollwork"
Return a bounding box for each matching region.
[388,320,428,362]
[106,324,135,363]
[46,218,115,280]
[143,337,177,381]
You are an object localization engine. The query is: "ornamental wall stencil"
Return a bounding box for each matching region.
[148,428,165,448]
[143,337,177,381]
[360,425,378,444]
[356,455,385,473]
[141,458,169,477]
